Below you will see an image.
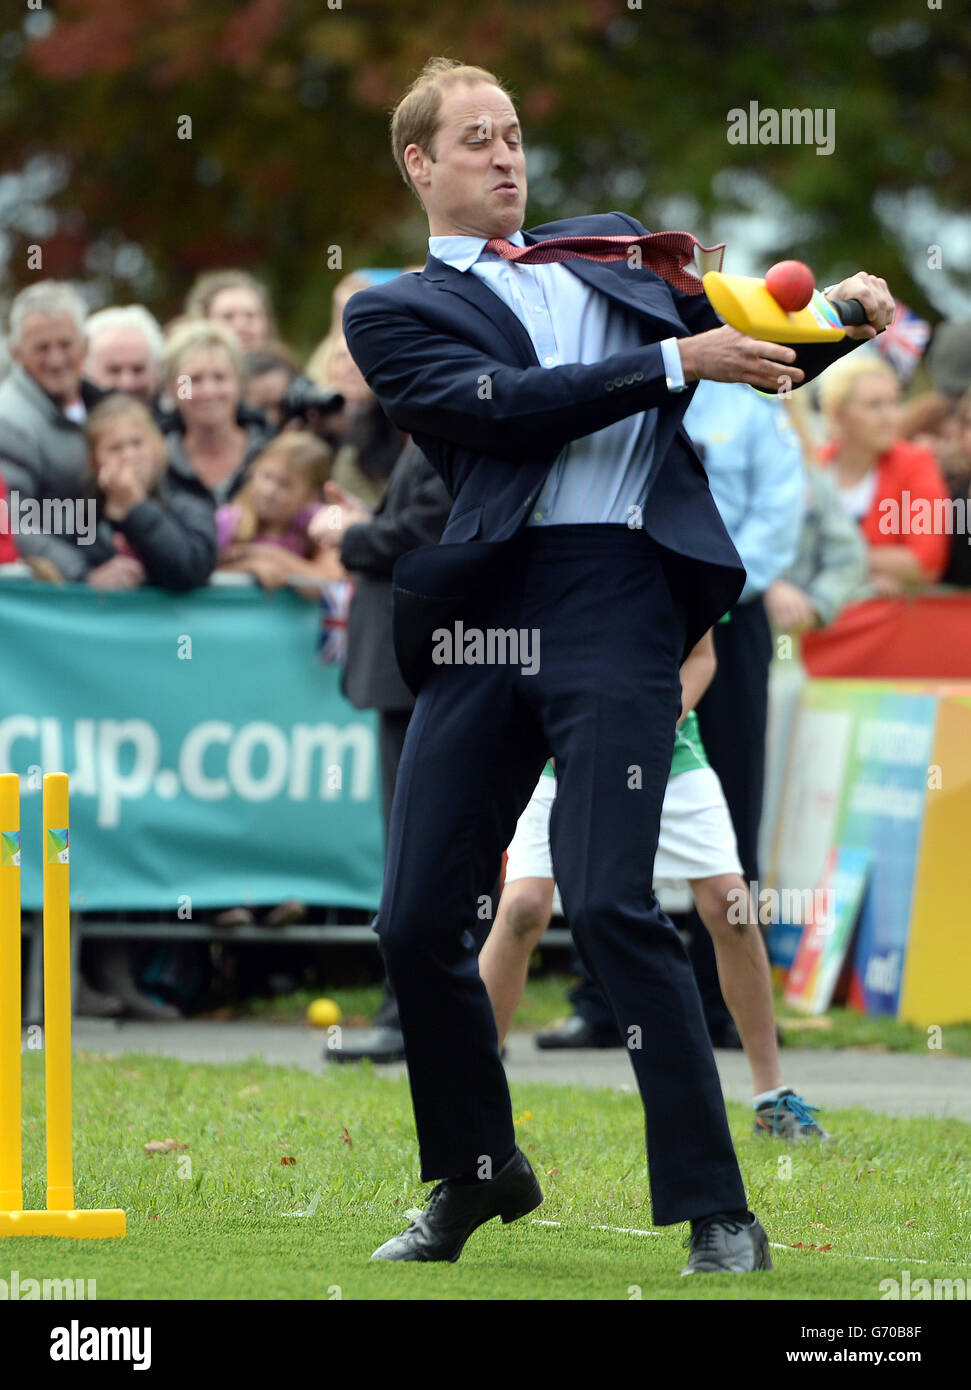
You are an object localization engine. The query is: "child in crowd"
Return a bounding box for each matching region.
[214,430,346,928]
[86,394,217,591]
[215,431,347,589]
[72,395,217,1017]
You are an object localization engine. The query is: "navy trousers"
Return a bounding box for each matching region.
[376,525,746,1224]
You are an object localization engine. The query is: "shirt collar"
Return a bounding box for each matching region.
[428,226,526,272]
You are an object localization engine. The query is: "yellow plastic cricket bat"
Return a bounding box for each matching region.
[702,271,867,343]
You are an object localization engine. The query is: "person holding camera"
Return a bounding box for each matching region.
[242,348,301,429]
[311,332,403,508]
[242,345,357,443]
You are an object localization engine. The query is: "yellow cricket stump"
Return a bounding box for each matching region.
[0,773,125,1238]
[0,774,23,1215]
[0,1209,127,1237]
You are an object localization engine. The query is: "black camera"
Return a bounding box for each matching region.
[279,376,344,425]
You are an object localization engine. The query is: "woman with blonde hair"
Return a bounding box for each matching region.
[818,354,952,594]
[162,321,273,506]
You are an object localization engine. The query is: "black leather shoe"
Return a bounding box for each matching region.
[372,997,401,1030]
[371,1148,543,1262]
[372,989,402,1034]
[680,1211,772,1275]
[535,1015,623,1049]
[326,1026,405,1064]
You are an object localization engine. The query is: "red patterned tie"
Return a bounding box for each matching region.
[482,230,725,295]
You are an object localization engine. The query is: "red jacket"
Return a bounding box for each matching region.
[0,473,19,564]
[819,439,951,580]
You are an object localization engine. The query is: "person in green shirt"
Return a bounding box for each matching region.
[479,630,828,1141]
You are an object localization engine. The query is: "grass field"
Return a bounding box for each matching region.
[4,1050,970,1301]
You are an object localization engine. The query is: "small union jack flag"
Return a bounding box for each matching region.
[317,580,353,664]
[875,300,932,382]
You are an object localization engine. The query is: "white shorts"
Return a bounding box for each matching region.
[504,767,743,917]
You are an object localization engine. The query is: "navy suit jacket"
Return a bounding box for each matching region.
[343,210,857,695]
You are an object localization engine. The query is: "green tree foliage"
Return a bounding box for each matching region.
[1,0,967,348]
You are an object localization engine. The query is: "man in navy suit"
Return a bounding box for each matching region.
[343,56,893,1273]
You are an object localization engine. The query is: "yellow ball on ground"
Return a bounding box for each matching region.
[306,997,342,1028]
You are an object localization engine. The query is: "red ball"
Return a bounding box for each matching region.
[765,260,816,313]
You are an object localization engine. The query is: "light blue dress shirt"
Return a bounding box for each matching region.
[682,380,805,601]
[428,229,686,525]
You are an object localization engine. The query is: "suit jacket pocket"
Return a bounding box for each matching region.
[391,584,466,698]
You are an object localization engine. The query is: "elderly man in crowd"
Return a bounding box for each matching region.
[0,280,104,581]
[84,304,165,409]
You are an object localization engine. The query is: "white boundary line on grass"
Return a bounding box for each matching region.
[531,1218,931,1264]
[767,1244,929,1265]
[534,1218,660,1237]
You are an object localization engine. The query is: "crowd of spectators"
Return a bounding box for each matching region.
[0,269,408,1016]
[3,272,967,600]
[0,267,969,1018]
[0,272,413,591]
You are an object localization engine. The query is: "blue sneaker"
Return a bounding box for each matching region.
[754,1089,830,1141]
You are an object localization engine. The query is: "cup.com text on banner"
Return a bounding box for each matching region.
[0,582,384,912]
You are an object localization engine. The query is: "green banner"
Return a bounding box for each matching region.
[0,580,384,912]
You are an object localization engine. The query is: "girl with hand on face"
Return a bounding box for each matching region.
[85,394,217,591]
